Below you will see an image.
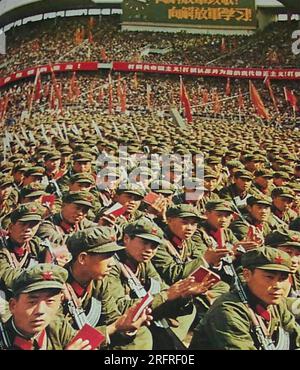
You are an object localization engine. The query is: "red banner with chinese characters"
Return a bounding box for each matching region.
[0,62,99,88]
[112,62,300,80]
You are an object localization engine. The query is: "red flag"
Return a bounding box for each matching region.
[34,69,42,101]
[202,88,209,105]
[180,77,193,124]
[249,81,269,120]
[0,94,9,120]
[220,37,226,53]
[120,82,127,113]
[284,87,299,112]
[88,31,94,44]
[264,77,278,112]
[225,78,231,97]
[98,87,104,104]
[117,74,122,102]
[101,47,108,62]
[238,88,244,110]
[212,90,221,114]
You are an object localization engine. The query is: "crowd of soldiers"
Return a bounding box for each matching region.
[0,108,299,350]
[0,15,299,78]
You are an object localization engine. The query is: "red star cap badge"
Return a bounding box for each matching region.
[42,271,54,280]
[151,228,158,235]
[274,256,283,264]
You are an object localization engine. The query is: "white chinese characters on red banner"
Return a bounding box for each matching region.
[112,62,300,80]
[1,61,300,88]
[0,62,99,88]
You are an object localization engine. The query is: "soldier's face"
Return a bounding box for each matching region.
[23,176,41,186]
[13,171,24,184]
[243,268,289,305]
[204,178,217,191]
[273,196,293,212]
[45,159,61,172]
[235,177,252,192]
[0,185,12,201]
[9,289,62,336]
[69,182,92,192]
[73,161,91,173]
[61,203,89,224]
[277,246,300,274]
[249,204,270,222]
[206,211,232,230]
[80,253,114,280]
[114,193,141,214]
[167,217,198,240]
[9,220,40,245]
[124,235,158,263]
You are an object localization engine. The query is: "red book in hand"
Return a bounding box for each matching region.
[68,324,105,350]
[191,266,221,284]
[103,202,127,217]
[143,192,161,206]
[131,292,154,322]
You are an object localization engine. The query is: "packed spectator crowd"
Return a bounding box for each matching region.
[0,15,299,78]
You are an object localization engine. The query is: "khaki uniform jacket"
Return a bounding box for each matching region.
[0,236,47,298]
[1,316,76,350]
[36,213,97,243]
[190,287,300,350]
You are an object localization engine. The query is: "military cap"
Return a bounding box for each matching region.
[244,154,265,163]
[69,173,95,185]
[205,200,234,213]
[166,204,203,221]
[272,185,295,199]
[265,230,300,249]
[12,264,68,295]
[10,203,43,223]
[253,169,274,178]
[149,180,175,195]
[72,152,93,162]
[24,166,45,177]
[44,151,61,162]
[247,195,272,207]
[124,218,164,244]
[241,246,292,273]
[0,163,13,174]
[273,171,290,180]
[204,167,218,179]
[62,191,95,208]
[12,164,27,173]
[226,160,243,170]
[20,184,46,199]
[206,156,221,165]
[115,183,146,198]
[234,169,253,180]
[60,146,73,156]
[0,175,14,188]
[67,226,124,256]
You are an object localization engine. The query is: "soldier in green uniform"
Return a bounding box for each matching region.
[250,169,275,197]
[230,195,283,242]
[0,203,49,302]
[64,226,153,350]
[57,152,94,192]
[265,230,300,319]
[190,247,300,350]
[36,191,97,244]
[219,169,253,212]
[271,187,298,228]
[107,218,211,348]
[0,176,19,220]
[0,264,92,350]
